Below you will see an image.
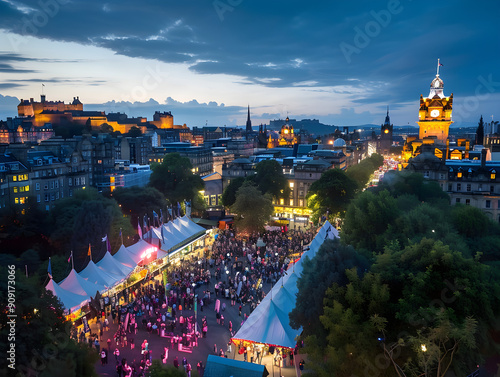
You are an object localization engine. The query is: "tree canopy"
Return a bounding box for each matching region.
[296,238,500,377]
[289,238,370,340]
[253,159,290,199]
[221,176,245,207]
[230,181,274,233]
[0,268,99,377]
[112,186,169,228]
[296,170,500,377]
[307,168,358,222]
[149,153,204,204]
[47,188,133,271]
[345,153,384,189]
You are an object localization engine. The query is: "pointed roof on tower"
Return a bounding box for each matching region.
[246,104,252,133]
[384,106,391,125]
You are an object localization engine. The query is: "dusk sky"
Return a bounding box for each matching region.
[0,0,499,128]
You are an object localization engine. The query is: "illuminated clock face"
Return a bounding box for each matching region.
[384,129,389,134]
[430,109,440,118]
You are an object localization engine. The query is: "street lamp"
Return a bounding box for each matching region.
[421,344,428,377]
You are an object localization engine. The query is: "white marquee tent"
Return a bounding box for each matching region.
[46,278,89,312]
[232,221,338,349]
[45,215,209,312]
[59,268,106,298]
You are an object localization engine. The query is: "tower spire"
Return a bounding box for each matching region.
[437,58,441,76]
[245,104,252,133]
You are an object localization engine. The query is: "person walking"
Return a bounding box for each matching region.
[114,348,120,362]
[162,347,168,364]
[101,350,106,366]
[173,356,179,369]
[213,343,217,355]
[197,361,204,377]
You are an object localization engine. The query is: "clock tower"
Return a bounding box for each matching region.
[417,59,453,143]
[379,106,393,156]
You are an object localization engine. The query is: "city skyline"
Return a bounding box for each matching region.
[0,0,499,127]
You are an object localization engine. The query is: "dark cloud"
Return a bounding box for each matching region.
[0,1,498,124]
[0,83,24,89]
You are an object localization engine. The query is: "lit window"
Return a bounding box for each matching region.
[280,198,284,205]
[491,173,496,180]
[289,182,294,188]
[290,199,294,206]
[13,187,18,193]
[457,172,462,178]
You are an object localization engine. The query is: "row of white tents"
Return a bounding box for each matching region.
[232,221,338,349]
[45,216,206,313]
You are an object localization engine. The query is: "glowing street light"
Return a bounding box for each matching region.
[421,344,427,352]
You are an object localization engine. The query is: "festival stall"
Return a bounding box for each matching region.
[45,215,210,315]
[231,221,338,364]
[45,278,89,312]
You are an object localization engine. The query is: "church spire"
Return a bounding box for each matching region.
[246,104,252,133]
[384,106,390,125]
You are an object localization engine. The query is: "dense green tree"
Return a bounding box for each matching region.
[376,171,449,203]
[221,176,245,207]
[373,238,500,376]
[253,159,290,199]
[0,199,51,258]
[149,153,204,204]
[0,268,98,377]
[345,153,384,189]
[341,190,400,255]
[295,238,500,377]
[231,181,274,233]
[47,188,133,268]
[37,255,70,284]
[289,239,370,340]
[302,269,391,377]
[99,123,114,133]
[307,168,358,221]
[125,126,142,137]
[112,186,169,227]
[451,204,495,239]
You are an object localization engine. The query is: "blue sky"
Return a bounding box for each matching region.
[0,0,499,128]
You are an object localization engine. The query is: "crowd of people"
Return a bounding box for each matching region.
[76,224,316,376]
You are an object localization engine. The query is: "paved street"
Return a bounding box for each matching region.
[89,276,303,377]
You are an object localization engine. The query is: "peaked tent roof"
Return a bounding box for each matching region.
[162,223,186,250]
[96,251,133,280]
[59,268,105,298]
[232,221,337,349]
[114,244,140,268]
[126,239,157,264]
[45,278,89,312]
[177,215,206,235]
[78,259,118,288]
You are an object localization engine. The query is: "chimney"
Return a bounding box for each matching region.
[481,148,487,168]
[30,98,34,103]
[41,94,46,103]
